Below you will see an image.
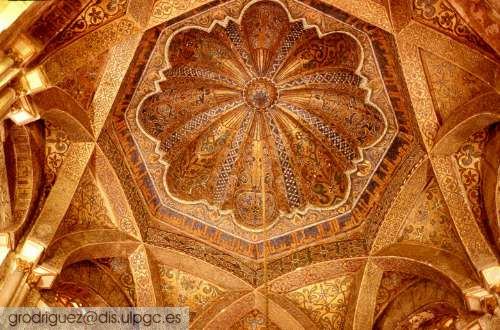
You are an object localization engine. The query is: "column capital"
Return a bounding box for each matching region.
[14,258,33,274]
[481,266,500,294]
[4,34,39,66]
[464,286,498,314]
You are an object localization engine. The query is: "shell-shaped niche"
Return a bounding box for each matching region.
[138,0,386,231]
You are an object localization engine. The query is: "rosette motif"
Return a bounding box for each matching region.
[138,1,386,231]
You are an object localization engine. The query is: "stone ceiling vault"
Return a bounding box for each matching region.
[0,0,499,329]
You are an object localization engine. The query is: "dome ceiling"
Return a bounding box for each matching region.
[137,1,387,231]
[3,0,500,327]
[111,0,417,259]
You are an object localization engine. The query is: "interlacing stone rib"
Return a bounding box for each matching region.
[277,71,361,89]
[266,22,304,78]
[163,66,242,89]
[225,21,256,76]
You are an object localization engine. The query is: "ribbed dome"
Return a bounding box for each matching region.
[138,1,386,231]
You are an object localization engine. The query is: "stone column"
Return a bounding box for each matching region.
[0,258,30,307]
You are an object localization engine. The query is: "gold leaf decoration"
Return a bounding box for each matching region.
[286,276,353,329]
[159,266,224,320]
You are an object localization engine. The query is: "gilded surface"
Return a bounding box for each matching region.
[374,271,418,318]
[374,279,473,329]
[431,154,496,269]
[54,168,115,240]
[96,257,136,303]
[129,245,157,306]
[397,179,468,259]
[149,0,213,27]
[30,143,95,246]
[1,0,499,328]
[116,0,412,254]
[0,139,10,229]
[56,51,111,113]
[42,259,135,307]
[449,0,500,54]
[6,125,36,232]
[27,0,88,44]
[91,34,142,136]
[351,261,383,329]
[229,309,281,329]
[286,275,353,329]
[370,158,430,254]
[94,149,141,238]
[44,122,71,185]
[320,0,392,31]
[43,18,141,84]
[42,229,139,272]
[43,0,130,55]
[159,266,223,319]
[412,0,498,60]
[454,129,489,227]
[420,49,493,122]
[137,1,387,231]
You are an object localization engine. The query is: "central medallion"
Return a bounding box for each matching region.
[244,78,278,110]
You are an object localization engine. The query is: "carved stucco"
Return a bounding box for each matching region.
[0,0,498,328]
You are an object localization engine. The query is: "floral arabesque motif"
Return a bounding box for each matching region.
[398,179,466,256]
[138,1,386,231]
[45,121,71,185]
[286,276,353,329]
[413,0,497,60]
[454,129,489,232]
[230,309,280,330]
[159,267,223,321]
